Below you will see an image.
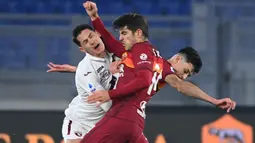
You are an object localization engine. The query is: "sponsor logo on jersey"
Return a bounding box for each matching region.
[84,72,92,76]
[74,132,82,137]
[99,70,111,83]
[140,53,148,60]
[97,66,104,73]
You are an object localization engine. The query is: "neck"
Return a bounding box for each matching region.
[95,51,106,58]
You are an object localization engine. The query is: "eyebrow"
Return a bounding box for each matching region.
[88,32,92,38]
[82,33,92,44]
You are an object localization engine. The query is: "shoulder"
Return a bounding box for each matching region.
[131,42,155,57]
[132,42,153,51]
[76,57,95,74]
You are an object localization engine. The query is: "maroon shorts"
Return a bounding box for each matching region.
[80,115,147,143]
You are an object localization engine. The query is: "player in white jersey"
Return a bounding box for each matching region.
[49,24,119,143]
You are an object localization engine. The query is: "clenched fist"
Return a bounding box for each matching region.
[83,1,99,21]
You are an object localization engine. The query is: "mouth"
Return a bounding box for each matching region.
[94,43,100,49]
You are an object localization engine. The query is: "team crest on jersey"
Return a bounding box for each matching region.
[122,52,128,59]
[140,53,148,60]
[74,132,82,137]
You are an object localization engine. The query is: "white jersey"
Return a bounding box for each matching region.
[64,52,118,131]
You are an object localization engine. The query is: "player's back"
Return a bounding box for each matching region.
[65,52,117,129]
[105,41,163,129]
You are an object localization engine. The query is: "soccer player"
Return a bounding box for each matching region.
[80,1,236,143]
[59,24,120,143]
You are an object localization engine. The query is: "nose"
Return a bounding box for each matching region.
[89,39,95,45]
[119,35,123,41]
[182,74,188,80]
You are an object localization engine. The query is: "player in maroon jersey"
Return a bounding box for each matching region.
[78,1,236,143]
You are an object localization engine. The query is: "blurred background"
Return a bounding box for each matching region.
[0,0,255,143]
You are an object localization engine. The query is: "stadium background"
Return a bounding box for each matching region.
[0,0,255,142]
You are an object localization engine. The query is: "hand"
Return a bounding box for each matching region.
[214,98,236,113]
[83,1,99,20]
[109,60,121,74]
[47,62,76,73]
[87,90,110,104]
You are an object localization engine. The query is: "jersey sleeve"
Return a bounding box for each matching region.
[131,43,154,72]
[162,59,175,80]
[92,18,125,58]
[78,68,112,112]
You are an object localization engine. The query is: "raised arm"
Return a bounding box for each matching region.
[83,1,125,58]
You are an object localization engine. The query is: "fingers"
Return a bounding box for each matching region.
[224,98,236,112]
[227,106,231,113]
[83,1,92,10]
[47,64,54,69]
[47,63,55,72]
[83,2,88,9]
[87,95,101,103]
[46,69,54,72]
[116,60,122,66]
[232,101,236,110]
[96,101,102,107]
[48,62,59,68]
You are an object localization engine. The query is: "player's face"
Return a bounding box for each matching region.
[170,56,194,80]
[118,26,137,50]
[77,29,105,56]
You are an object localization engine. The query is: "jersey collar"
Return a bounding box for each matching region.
[85,51,112,62]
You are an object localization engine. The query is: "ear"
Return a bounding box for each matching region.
[135,29,143,37]
[79,47,86,53]
[173,55,181,64]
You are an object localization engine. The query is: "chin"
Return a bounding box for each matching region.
[125,46,131,50]
[96,47,104,53]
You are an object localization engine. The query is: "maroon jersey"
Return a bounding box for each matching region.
[92,18,174,129]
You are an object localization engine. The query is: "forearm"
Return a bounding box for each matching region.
[70,66,77,72]
[91,17,124,57]
[109,70,152,99]
[177,81,217,104]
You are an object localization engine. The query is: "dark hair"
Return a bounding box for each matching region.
[113,13,149,38]
[178,47,202,73]
[72,24,94,46]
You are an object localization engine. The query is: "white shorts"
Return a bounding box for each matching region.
[61,118,89,141]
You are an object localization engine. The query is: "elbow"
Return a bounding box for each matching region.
[173,83,181,92]
[169,80,182,92]
[165,74,184,93]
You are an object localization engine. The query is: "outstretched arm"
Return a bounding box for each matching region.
[46,62,76,73]
[83,1,125,58]
[164,74,236,112]
[47,61,121,74]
